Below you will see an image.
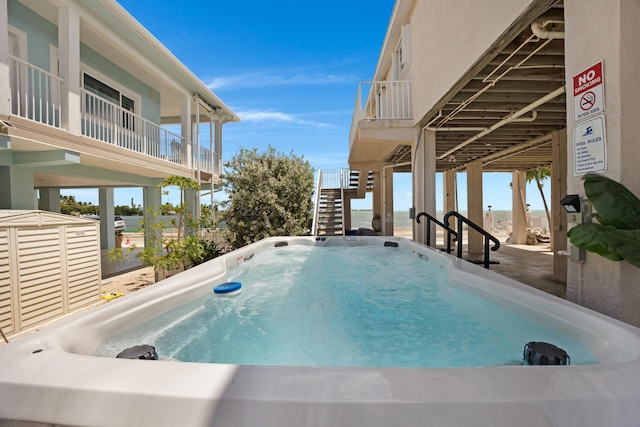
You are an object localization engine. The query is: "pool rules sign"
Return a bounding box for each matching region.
[573,61,607,175]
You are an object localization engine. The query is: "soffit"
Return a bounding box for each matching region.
[425,2,566,174]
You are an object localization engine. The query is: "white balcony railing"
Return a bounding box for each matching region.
[9,55,62,128]
[350,81,412,145]
[8,57,222,173]
[80,89,186,166]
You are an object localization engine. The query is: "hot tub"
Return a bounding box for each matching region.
[1,236,640,427]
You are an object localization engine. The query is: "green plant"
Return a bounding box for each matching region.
[217,146,315,249]
[526,166,551,227]
[567,173,640,268]
[109,176,221,273]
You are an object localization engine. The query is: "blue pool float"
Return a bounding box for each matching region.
[214,282,242,297]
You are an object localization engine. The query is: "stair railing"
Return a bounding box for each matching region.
[415,212,457,253]
[311,169,323,236]
[340,169,346,236]
[443,211,500,269]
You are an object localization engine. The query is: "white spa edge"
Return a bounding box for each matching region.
[1,236,640,427]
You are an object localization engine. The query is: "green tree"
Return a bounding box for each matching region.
[217,146,315,249]
[526,166,551,227]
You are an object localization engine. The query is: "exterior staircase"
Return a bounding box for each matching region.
[315,188,343,236]
[311,168,375,236]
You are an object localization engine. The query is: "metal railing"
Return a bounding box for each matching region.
[416,210,500,269]
[9,55,63,128]
[443,211,500,269]
[416,211,457,253]
[349,80,412,147]
[8,58,223,174]
[81,89,186,166]
[311,169,350,236]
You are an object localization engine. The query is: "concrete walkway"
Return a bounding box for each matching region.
[489,244,565,298]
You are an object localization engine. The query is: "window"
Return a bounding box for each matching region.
[83,73,136,131]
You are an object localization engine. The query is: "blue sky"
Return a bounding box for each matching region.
[63,0,551,212]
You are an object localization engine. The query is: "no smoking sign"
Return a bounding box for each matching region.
[573,61,605,122]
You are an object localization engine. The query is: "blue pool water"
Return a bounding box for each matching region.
[95,245,598,367]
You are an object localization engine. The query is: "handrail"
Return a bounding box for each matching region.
[443,211,500,269]
[415,211,457,253]
[311,169,323,236]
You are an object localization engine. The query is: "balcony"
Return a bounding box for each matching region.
[349,81,417,165]
[8,56,218,175]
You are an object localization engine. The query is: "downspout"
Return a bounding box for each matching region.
[437,87,565,160]
[210,114,214,208]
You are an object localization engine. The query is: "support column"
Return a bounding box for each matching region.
[181,95,192,168]
[565,0,640,326]
[58,6,81,135]
[343,194,352,232]
[382,167,394,236]
[466,161,483,253]
[443,170,456,246]
[371,171,382,234]
[98,188,115,249]
[40,188,61,213]
[412,129,436,245]
[0,0,10,117]
[511,170,527,245]
[143,183,162,248]
[185,186,200,226]
[0,165,36,209]
[551,129,568,282]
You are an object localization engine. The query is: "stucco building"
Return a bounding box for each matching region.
[349,0,640,326]
[0,0,238,248]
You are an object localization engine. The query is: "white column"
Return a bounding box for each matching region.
[58,6,81,135]
[98,188,115,249]
[466,161,483,253]
[382,167,394,236]
[0,165,36,209]
[443,170,457,246]
[511,170,527,245]
[0,0,10,116]
[371,170,382,233]
[551,129,568,281]
[412,129,436,245]
[40,188,61,213]
[181,95,192,167]
[215,121,223,177]
[143,183,162,248]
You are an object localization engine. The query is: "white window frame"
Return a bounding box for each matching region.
[80,64,141,115]
[8,25,28,61]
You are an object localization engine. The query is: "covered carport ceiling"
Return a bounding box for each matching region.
[390,1,565,174]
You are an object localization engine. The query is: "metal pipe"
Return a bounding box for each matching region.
[531,21,565,40]
[437,86,565,160]
[425,126,487,132]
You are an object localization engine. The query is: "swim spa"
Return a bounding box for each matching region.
[1,236,640,426]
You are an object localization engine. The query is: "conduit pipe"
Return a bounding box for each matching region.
[437,86,565,160]
[531,21,565,40]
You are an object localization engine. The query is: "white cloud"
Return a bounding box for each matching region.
[207,69,356,90]
[234,108,333,128]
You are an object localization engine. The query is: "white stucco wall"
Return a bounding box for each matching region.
[408,0,538,125]
[564,0,640,326]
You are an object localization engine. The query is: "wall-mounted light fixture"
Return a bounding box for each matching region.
[560,194,581,213]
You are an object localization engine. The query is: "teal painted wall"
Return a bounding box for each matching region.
[80,45,161,123]
[7,0,161,124]
[8,0,56,70]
